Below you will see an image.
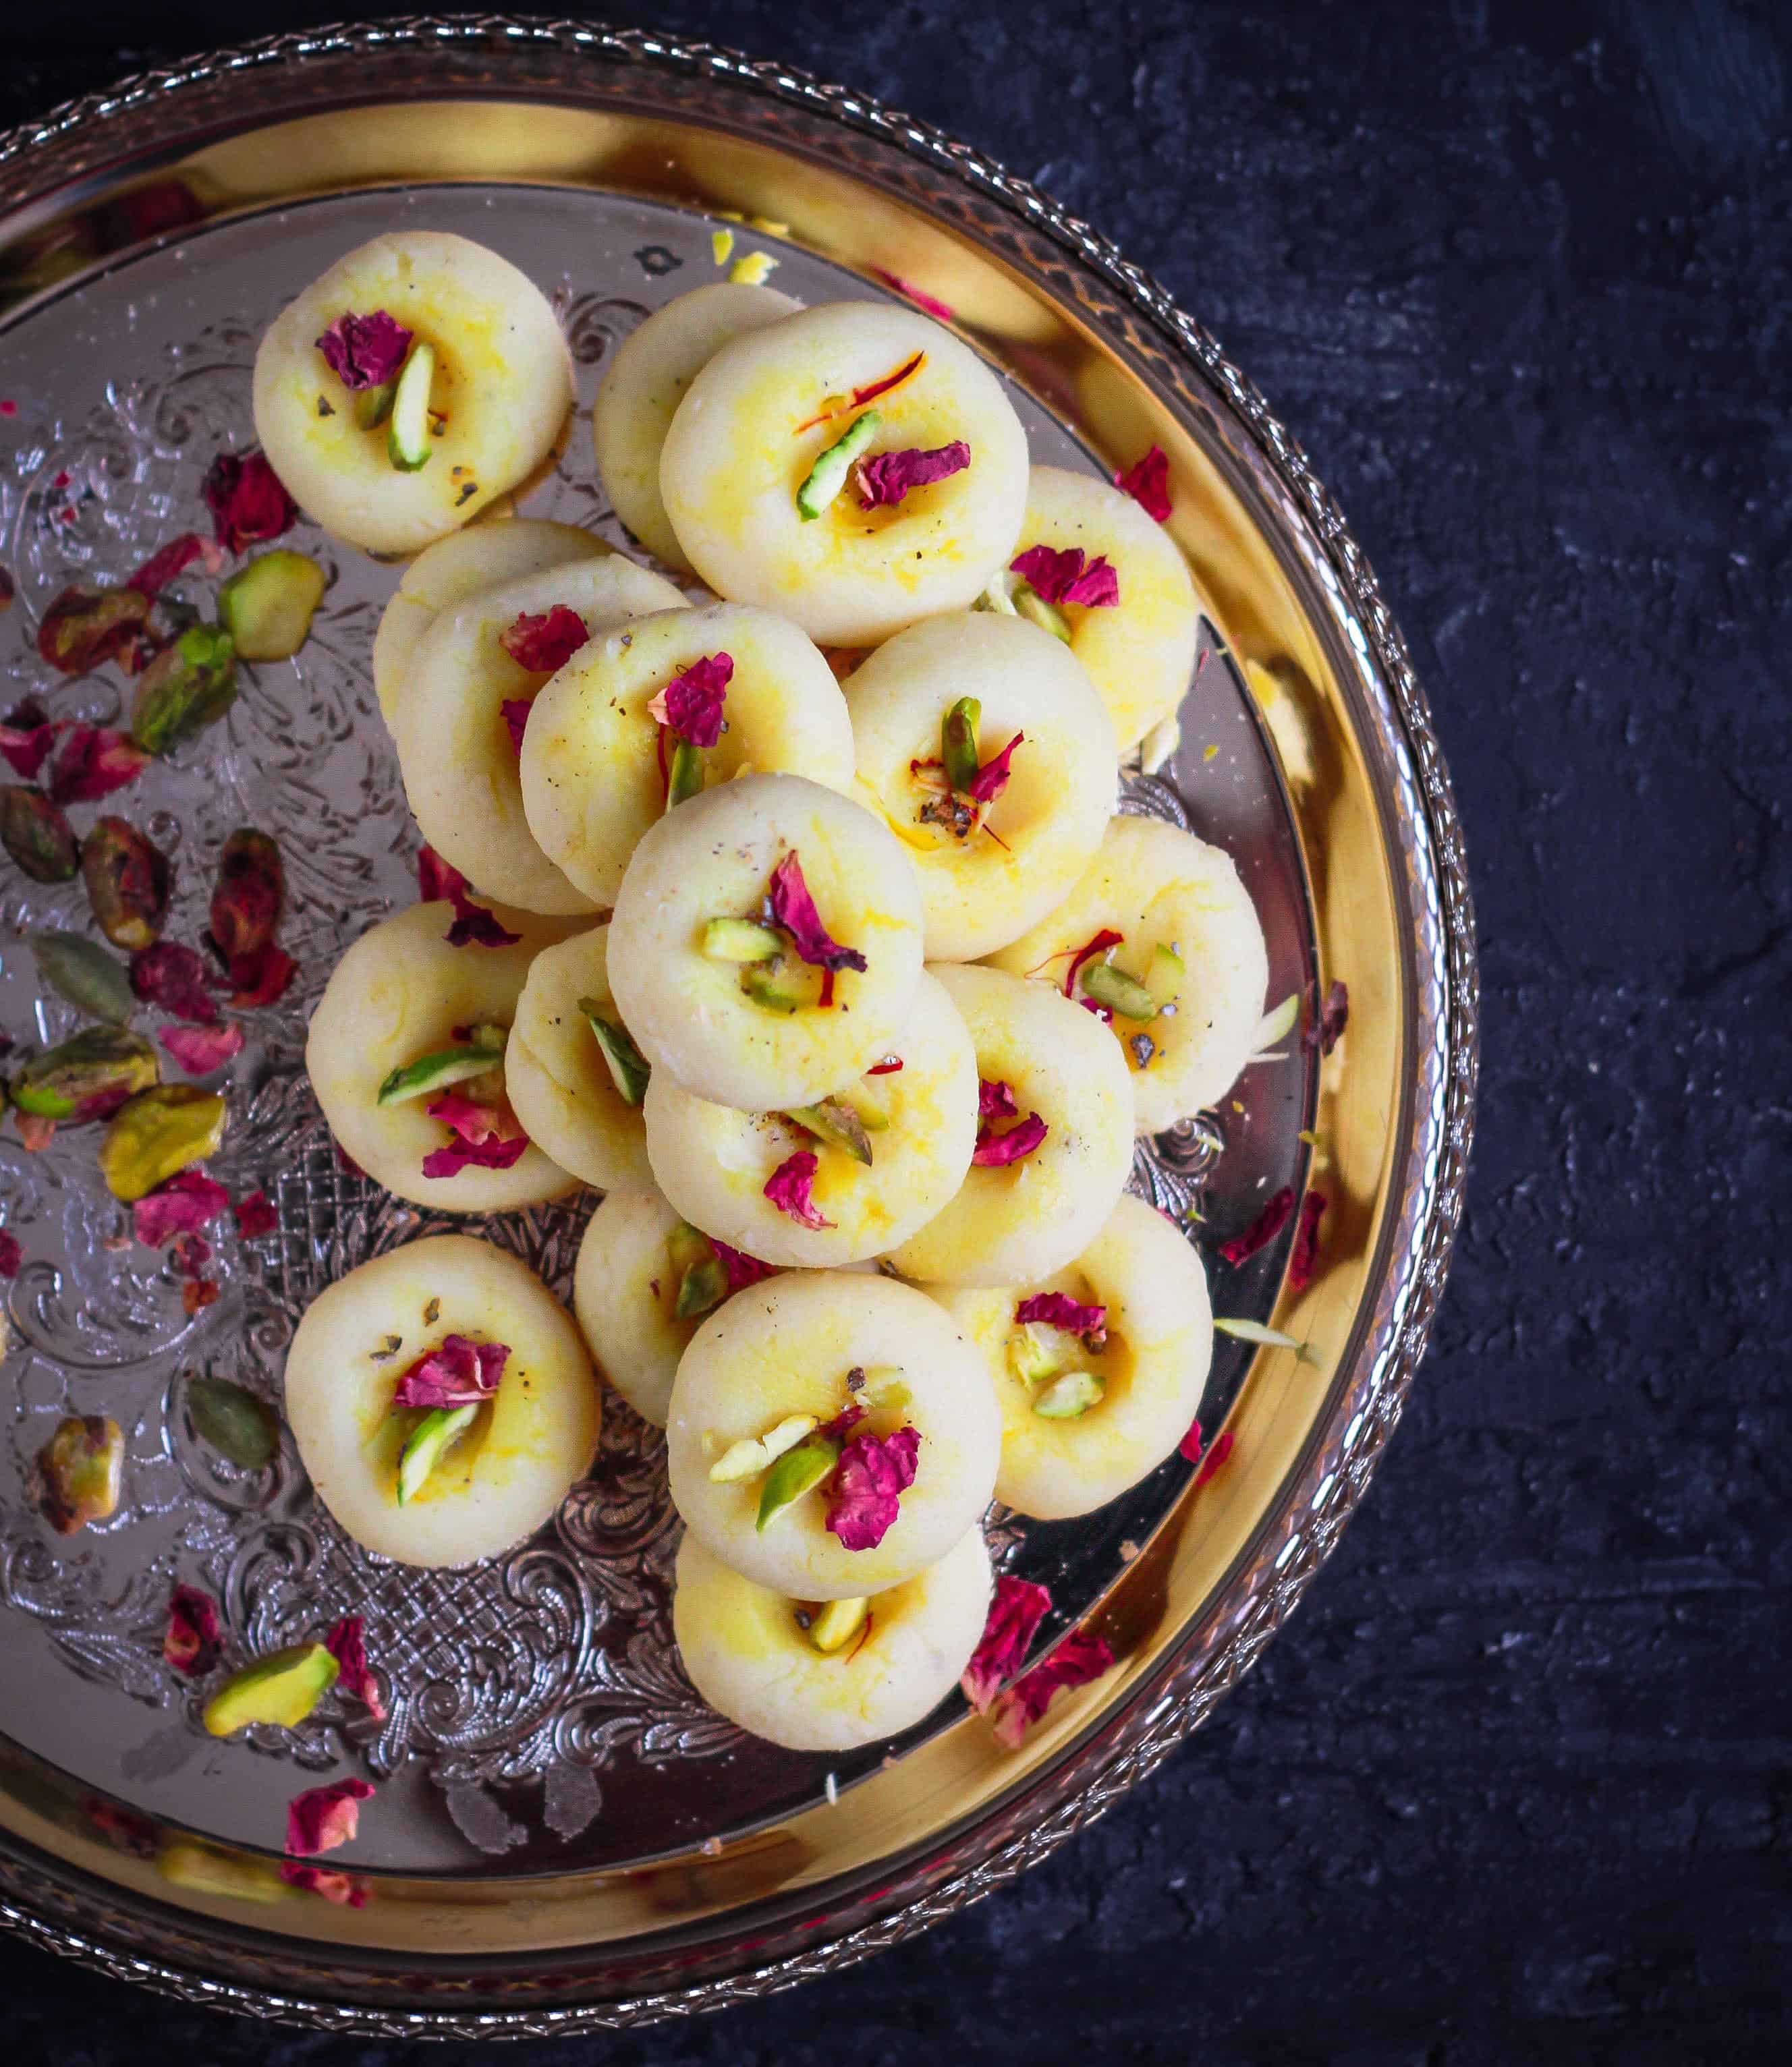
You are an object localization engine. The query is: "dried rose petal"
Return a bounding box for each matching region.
[1218,1185,1295,1266]
[286,1776,374,1859]
[181,1276,220,1315]
[390,1333,509,1409]
[49,726,149,805]
[766,851,866,973]
[499,605,590,673]
[170,1230,213,1280]
[234,1189,277,1239]
[36,583,153,676]
[967,731,1024,805]
[1115,445,1173,522]
[163,1585,223,1676]
[439,868,520,949]
[421,1133,530,1179]
[646,652,732,748]
[871,269,955,322]
[224,940,298,1009]
[1014,1292,1107,1338]
[133,1169,231,1249]
[1288,1190,1328,1291]
[0,699,59,780]
[961,1574,1052,1713]
[712,1237,777,1295]
[1178,1415,1205,1465]
[130,942,221,1025]
[972,1110,1047,1167]
[989,1628,1115,1748]
[1010,544,1120,609]
[128,532,211,600]
[202,451,297,555]
[427,1089,522,1148]
[315,310,414,390]
[325,1615,387,1722]
[764,1148,833,1228]
[825,1425,920,1551]
[1195,1427,1235,1486]
[1304,980,1349,1057]
[158,1021,245,1076]
[854,441,970,509]
[1063,927,1125,1000]
[280,1862,368,1906]
[0,1230,20,1278]
[501,698,532,755]
[417,845,459,905]
[15,1112,55,1152]
[978,1077,1019,1123]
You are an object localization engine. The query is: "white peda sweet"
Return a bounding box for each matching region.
[673,1526,992,1752]
[659,302,1029,645]
[926,1193,1212,1519]
[666,1270,1001,1599]
[845,611,1118,960]
[986,814,1269,1131]
[881,963,1133,1288]
[592,281,802,571]
[572,1189,717,1429]
[253,231,573,557]
[503,924,654,1192]
[606,772,925,1111]
[520,602,856,908]
[306,901,580,1214]
[1007,465,1200,752]
[393,555,688,915]
[642,970,978,1267]
[284,1235,600,1567]
[371,518,611,724]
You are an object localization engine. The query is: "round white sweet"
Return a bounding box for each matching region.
[592,281,802,571]
[394,555,688,915]
[881,963,1133,1288]
[845,611,1118,960]
[1012,465,1201,752]
[926,1193,1212,1519]
[520,602,856,907]
[987,814,1269,1131]
[503,924,653,1192]
[659,301,1030,644]
[252,231,574,557]
[643,969,977,1267]
[372,519,612,725]
[666,1270,1001,1600]
[305,901,580,1213]
[607,772,925,1111]
[673,1525,992,1752]
[284,1235,600,1568]
[571,1189,706,1429]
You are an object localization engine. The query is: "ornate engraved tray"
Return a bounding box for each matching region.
[0,18,1477,2035]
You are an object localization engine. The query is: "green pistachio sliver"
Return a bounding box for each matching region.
[354,376,398,431]
[1007,1322,1069,1386]
[710,1412,818,1484]
[29,930,136,1026]
[783,1098,873,1167]
[375,1044,504,1107]
[941,695,982,793]
[1214,1317,1301,1349]
[396,1401,478,1504]
[797,407,880,520]
[665,737,704,811]
[974,571,1019,616]
[808,1595,869,1653]
[1252,991,1300,1050]
[756,1435,840,1529]
[1080,960,1158,1021]
[675,1251,729,1321]
[1013,582,1071,642]
[1032,1370,1105,1419]
[742,959,804,1014]
[702,917,784,963]
[387,341,437,472]
[578,999,650,1107]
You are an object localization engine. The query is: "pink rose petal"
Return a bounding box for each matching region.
[1063,927,1125,1000]
[421,1133,530,1179]
[766,850,867,973]
[314,310,414,391]
[978,1077,1019,1123]
[49,725,148,804]
[416,845,523,950]
[764,1148,833,1228]
[961,1574,1052,1713]
[163,1585,223,1676]
[871,268,955,322]
[712,1238,777,1295]
[989,1628,1115,1748]
[966,730,1024,805]
[853,441,970,509]
[1115,445,1173,522]
[1195,1427,1235,1486]
[325,1614,387,1722]
[501,698,532,754]
[1218,1186,1295,1266]
[1288,1190,1328,1291]
[1304,980,1349,1056]
[389,1333,509,1410]
[0,1230,20,1278]
[646,652,732,748]
[202,451,297,555]
[1010,543,1120,608]
[824,1425,920,1552]
[0,698,60,779]
[426,1089,520,1148]
[972,1110,1047,1167]
[157,1021,245,1076]
[133,1170,231,1249]
[285,1776,374,1859]
[1013,1292,1107,1340]
[279,1862,368,1907]
[1178,1415,1206,1465]
[130,942,221,1025]
[127,532,210,600]
[499,605,589,673]
[233,1189,277,1239]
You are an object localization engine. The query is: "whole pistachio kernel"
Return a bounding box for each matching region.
[130,623,237,756]
[81,816,172,950]
[10,1027,159,1122]
[98,1083,227,1202]
[202,1643,339,1736]
[1,785,79,883]
[210,829,284,961]
[216,550,327,662]
[31,1414,123,1533]
[807,1595,870,1654]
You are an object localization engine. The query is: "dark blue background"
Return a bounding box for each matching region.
[5,3,1789,2060]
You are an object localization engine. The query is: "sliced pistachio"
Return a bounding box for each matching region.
[375,1043,505,1107]
[1147,942,1185,1010]
[864,1370,910,1411]
[797,407,881,520]
[974,571,1019,616]
[29,930,136,1026]
[756,1435,840,1529]
[941,695,982,793]
[742,959,804,1014]
[32,1414,123,1533]
[11,1027,159,1121]
[217,550,327,662]
[665,737,704,810]
[1013,582,1071,642]
[702,917,784,963]
[1251,991,1301,1051]
[98,1083,227,1202]
[808,1595,870,1654]
[396,1402,477,1504]
[354,376,398,431]
[186,1374,280,1470]
[1,785,79,883]
[82,816,171,950]
[1032,1371,1106,1419]
[708,1412,820,1483]
[1214,1317,1301,1349]
[131,623,237,756]
[202,1643,339,1736]
[1007,1322,1070,1386]
[578,999,650,1107]
[1080,960,1158,1021]
[387,341,437,472]
[783,1098,873,1166]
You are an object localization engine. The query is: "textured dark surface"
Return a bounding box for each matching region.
[4,1,1790,2061]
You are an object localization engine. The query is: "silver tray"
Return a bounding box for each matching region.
[0,15,1478,2034]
